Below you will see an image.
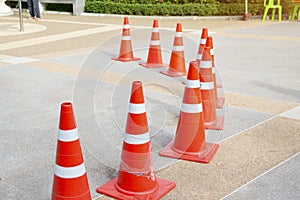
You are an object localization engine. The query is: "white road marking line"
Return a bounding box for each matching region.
[220,152,300,200]
[0,25,120,51]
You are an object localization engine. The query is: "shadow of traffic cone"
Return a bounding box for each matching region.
[206,36,225,109]
[159,61,219,163]
[160,22,187,77]
[97,81,176,199]
[112,17,141,62]
[195,27,208,62]
[200,47,224,130]
[140,19,168,68]
[52,102,91,200]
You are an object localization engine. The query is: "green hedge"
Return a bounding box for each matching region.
[85,2,218,15]
[85,2,265,16]
[90,0,217,4]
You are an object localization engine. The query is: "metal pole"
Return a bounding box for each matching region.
[18,0,24,32]
[245,0,248,14]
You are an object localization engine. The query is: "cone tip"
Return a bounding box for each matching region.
[153,19,158,28]
[130,81,144,104]
[59,102,76,130]
[124,16,129,25]
[206,36,213,48]
[187,61,199,81]
[132,80,142,87]
[60,102,73,113]
[201,27,208,39]
[176,23,182,32]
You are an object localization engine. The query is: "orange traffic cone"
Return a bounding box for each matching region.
[206,36,225,109]
[160,22,187,77]
[200,47,224,130]
[52,102,91,200]
[140,19,168,68]
[195,27,208,62]
[206,36,223,89]
[112,17,141,62]
[97,81,176,199]
[159,61,219,163]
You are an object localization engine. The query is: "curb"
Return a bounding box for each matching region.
[11,8,264,21]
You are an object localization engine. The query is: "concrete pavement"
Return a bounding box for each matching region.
[0,12,299,200]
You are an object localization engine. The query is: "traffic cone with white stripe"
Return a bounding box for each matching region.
[200,47,224,130]
[112,17,141,62]
[206,36,225,109]
[160,22,187,77]
[159,61,219,163]
[195,27,208,62]
[97,81,176,199]
[140,19,168,68]
[52,102,91,200]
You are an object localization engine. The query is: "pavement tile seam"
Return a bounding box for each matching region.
[33,47,95,60]
[220,151,300,200]
[156,116,300,199]
[0,62,10,67]
[93,112,290,200]
[217,32,300,42]
[225,91,300,114]
[1,56,40,64]
[219,115,276,143]
[20,61,185,96]
[0,25,120,51]
[221,101,299,144]
[279,105,300,121]
[14,56,299,119]
[3,16,106,26]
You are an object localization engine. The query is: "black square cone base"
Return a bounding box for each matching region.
[97,177,176,200]
[159,139,219,163]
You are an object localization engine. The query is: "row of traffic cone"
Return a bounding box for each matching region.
[52,88,176,199]
[52,67,219,199]
[51,17,225,200]
[113,17,225,128]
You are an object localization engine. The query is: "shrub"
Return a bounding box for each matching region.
[85,2,220,16]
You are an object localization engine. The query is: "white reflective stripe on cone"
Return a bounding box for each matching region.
[128,103,146,114]
[55,163,86,179]
[122,36,131,40]
[212,67,216,74]
[181,103,203,113]
[123,24,130,29]
[150,40,161,45]
[175,32,183,37]
[152,28,159,32]
[185,80,200,88]
[124,132,150,144]
[200,39,206,45]
[200,82,214,90]
[172,46,184,51]
[58,128,79,142]
[210,49,214,56]
[200,61,212,68]
[197,54,202,60]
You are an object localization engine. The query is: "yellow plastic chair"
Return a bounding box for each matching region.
[262,0,282,21]
[289,0,300,20]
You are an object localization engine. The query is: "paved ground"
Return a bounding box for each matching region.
[0,11,299,200]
